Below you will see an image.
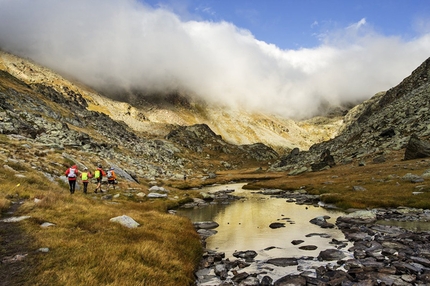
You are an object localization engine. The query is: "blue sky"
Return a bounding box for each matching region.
[141,0,430,49]
[1,0,430,118]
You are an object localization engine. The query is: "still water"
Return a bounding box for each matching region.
[177,183,350,260]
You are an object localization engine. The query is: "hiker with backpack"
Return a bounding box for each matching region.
[65,165,79,194]
[107,167,117,190]
[80,167,92,194]
[94,164,106,193]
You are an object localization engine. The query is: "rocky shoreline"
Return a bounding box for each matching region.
[193,206,430,285]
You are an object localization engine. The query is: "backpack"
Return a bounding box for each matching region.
[68,168,76,178]
[107,170,113,179]
[81,172,88,181]
[94,169,100,179]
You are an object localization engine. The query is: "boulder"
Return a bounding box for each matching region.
[274,274,306,285]
[193,221,219,229]
[318,249,346,261]
[233,250,258,260]
[404,134,430,160]
[309,216,335,228]
[109,215,140,228]
[311,149,335,172]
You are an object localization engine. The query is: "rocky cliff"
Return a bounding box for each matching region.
[272,56,430,173]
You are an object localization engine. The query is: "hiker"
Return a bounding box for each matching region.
[107,167,117,189]
[94,164,106,193]
[65,165,79,194]
[80,167,92,194]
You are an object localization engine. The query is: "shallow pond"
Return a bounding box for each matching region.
[177,183,350,261]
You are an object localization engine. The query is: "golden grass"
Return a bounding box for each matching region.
[20,202,201,286]
[2,136,430,286]
[0,165,202,286]
[243,152,430,210]
[0,197,10,212]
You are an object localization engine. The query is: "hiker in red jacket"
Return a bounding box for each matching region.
[65,165,79,194]
[94,164,106,193]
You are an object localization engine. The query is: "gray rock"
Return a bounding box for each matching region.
[260,276,273,286]
[40,222,55,228]
[274,274,306,285]
[309,216,335,228]
[233,250,258,260]
[193,221,219,230]
[148,186,169,193]
[353,185,367,191]
[291,240,304,245]
[266,257,298,267]
[269,222,286,229]
[109,215,140,228]
[299,245,318,251]
[288,166,308,175]
[197,229,217,239]
[402,173,425,183]
[311,149,335,171]
[147,193,168,198]
[404,134,430,160]
[318,249,346,261]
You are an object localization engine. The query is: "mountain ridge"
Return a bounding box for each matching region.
[1,50,429,181]
[0,51,343,155]
[0,51,281,182]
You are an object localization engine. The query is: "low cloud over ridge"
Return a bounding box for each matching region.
[1,0,429,118]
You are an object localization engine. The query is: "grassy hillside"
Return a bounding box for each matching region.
[0,139,203,285]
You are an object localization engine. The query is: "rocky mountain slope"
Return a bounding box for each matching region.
[0,51,343,155]
[0,51,284,182]
[2,49,428,183]
[272,56,430,173]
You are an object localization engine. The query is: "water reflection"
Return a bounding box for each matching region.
[376,219,430,231]
[177,183,349,259]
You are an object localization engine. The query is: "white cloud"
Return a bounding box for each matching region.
[348,18,367,30]
[0,0,429,119]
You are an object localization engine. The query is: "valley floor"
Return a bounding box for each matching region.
[1,151,430,286]
[186,150,430,210]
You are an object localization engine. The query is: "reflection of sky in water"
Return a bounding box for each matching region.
[177,183,350,260]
